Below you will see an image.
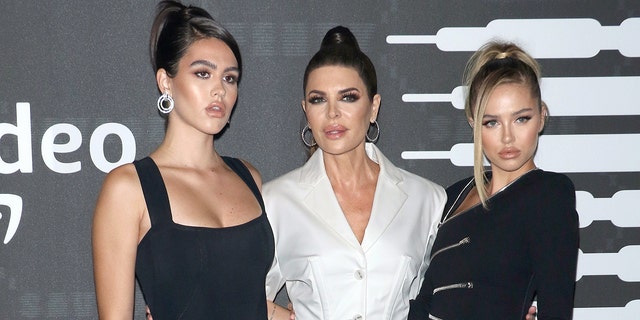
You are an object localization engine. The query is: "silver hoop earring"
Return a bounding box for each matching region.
[157,93,174,114]
[301,124,317,147]
[366,120,380,142]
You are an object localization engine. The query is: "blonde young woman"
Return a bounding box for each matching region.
[409,42,579,320]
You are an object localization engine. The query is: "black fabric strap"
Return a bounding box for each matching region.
[222,156,265,212]
[133,157,172,228]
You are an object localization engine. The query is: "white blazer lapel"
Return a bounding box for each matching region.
[361,144,408,251]
[300,151,363,250]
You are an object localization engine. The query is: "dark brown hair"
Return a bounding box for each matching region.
[303,26,377,101]
[149,0,242,84]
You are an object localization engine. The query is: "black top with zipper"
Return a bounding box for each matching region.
[409,169,579,320]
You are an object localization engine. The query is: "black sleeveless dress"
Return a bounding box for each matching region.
[133,156,275,319]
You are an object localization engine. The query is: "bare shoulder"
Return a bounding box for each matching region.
[100,163,141,198]
[238,158,262,190]
[94,163,145,223]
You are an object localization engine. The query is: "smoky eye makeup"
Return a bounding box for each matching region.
[194,70,211,79]
[223,74,239,84]
[482,119,498,127]
[515,115,533,123]
[308,95,325,104]
[341,90,361,102]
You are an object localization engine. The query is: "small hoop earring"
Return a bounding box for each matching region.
[366,120,380,142]
[157,93,174,114]
[301,124,317,147]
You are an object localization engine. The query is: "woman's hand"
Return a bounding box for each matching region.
[267,300,295,320]
[525,305,537,320]
[288,302,295,320]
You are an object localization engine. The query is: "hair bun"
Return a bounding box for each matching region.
[320,26,361,51]
[494,51,510,59]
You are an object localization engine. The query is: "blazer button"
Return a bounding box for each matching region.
[354,270,365,280]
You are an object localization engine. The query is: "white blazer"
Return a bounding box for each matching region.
[264,143,446,320]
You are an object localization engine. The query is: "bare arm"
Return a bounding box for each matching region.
[92,164,146,319]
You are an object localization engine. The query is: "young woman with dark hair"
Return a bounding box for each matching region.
[92,1,274,318]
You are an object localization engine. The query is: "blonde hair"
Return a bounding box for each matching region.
[463,41,543,208]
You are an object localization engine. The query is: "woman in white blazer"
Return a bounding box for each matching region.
[263,26,446,320]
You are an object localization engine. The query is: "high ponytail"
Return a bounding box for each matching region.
[463,41,544,207]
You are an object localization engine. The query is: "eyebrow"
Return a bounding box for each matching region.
[190,60,239,73]
[483,107,535,118]
[339,87,359,94]
[307,87,360,96]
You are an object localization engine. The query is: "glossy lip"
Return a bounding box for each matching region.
[498,147,521,160]
[323,124,347,139]
[205,101,226,118]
